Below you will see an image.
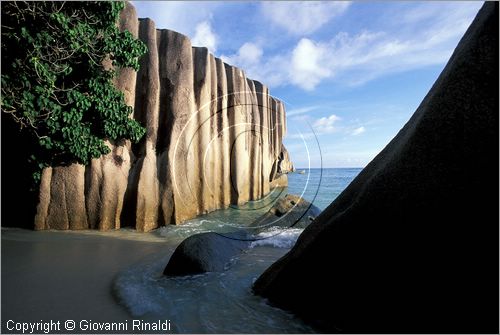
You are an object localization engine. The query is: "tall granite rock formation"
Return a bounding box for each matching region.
[33,3,291,231]
[254,2,498,333]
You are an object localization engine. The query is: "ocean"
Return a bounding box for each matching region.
[113,168,362,333]
[287,168,362,211]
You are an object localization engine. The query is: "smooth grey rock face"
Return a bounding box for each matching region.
[33,3,292,231]
[254,3,498,333]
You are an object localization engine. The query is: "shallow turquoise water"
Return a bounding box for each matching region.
[114,168,361,333]
[287,168,362,210]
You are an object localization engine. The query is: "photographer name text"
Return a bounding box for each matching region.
[6,319,172,333]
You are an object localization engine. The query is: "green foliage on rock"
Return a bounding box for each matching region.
[1,1,147,182]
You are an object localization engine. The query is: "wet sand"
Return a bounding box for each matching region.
[1,228,169,334]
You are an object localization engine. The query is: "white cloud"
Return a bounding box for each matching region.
[351,126,365,136]
[261,1,350,35]
[290,38,331,90]
[222,38,328,90]
[221,43,290,87]
[287,105,321,116]
[237,43,263,64]
[138,1,481,91]
[192,21,218,53]
[221,42,263,67]
[313,114,341,134]
[132,2,219,41]
[221,2,481,90]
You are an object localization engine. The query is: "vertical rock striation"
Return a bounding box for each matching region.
[34,3,291,231]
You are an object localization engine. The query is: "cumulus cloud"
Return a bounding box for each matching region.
[290,38,331,90]
[351,126,366,136]
[261,1,350,35]
[222,2,481,91]
[222,39,329,90]
[284,2,480,89]
[132,2,219,42]
[221,43,290,87]
[313,114,341,134]
[192,21,218,53]
[221,42,263,67]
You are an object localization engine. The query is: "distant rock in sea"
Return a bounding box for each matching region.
[254,2,499,333]
[248,194,321,229]
[4,2,293,231]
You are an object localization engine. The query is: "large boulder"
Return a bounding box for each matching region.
[165,194,320,276]
[254,3,498,333]
[163,232,249,276]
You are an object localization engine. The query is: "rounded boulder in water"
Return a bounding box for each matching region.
[164,232,249,276]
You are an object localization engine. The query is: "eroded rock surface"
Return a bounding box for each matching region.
[33,3,291,231]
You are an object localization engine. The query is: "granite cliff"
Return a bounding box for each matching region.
[254,2,498,333]
[32,3,292,231]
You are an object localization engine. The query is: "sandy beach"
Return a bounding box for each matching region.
[1,228,170,334]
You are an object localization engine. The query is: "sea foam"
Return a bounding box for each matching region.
[249,227,304,249]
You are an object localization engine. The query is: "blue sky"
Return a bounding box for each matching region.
[133,1,482,168]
